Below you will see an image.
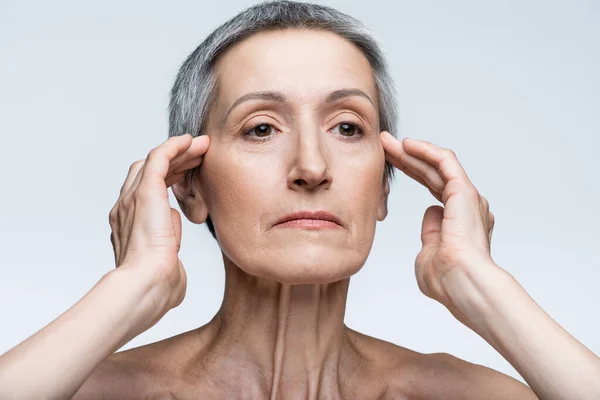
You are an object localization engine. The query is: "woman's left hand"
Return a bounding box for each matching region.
[381,130,600,399]
[380,131,502,325]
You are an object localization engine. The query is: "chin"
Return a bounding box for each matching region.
[239,246,368,284]
[219,225,376,284]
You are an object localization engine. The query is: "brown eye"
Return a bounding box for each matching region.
[244,123,275,139]
[339,123,355,136]
[332,122,364,138]
[254,124,272,137]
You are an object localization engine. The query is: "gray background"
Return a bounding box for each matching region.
[1,0,598,384]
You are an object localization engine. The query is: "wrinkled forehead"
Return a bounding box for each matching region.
[210,28,379,121]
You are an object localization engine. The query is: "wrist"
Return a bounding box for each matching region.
[441,261,516,333]
[103,266,173,334]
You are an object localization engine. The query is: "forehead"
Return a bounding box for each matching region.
[212,28,378,110]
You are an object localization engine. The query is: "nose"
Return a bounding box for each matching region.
[287,122,333,191]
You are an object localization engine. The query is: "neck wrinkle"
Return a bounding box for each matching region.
[200,253,354,399]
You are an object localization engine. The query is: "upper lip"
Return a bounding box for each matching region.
[275,210,343,227]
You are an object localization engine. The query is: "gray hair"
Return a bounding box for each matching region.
[168,0,399,240]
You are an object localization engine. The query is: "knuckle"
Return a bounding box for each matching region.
[109,207,117,225]
[480,195,489,207]
[121,192,134,208]
[130,188,142,203]
[130,160,144,171]
[444,148,457,159]
[148,146,164,160]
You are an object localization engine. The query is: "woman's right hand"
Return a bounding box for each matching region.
[0,133,211,400]
[108,133,210,316]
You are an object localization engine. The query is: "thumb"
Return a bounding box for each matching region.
[421,205,444,248]
[171,208,182,251]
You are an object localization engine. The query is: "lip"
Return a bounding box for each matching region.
[274,210,343,228]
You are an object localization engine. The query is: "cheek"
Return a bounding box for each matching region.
[340,142,386,215]
[199,146,276,239]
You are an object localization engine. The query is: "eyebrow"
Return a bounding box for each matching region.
[222,88,375,123]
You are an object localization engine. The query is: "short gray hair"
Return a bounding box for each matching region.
[168,0,399,240]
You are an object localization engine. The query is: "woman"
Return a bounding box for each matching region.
[0,1,598,399]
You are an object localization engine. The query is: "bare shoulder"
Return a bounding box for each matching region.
[72,332,193,400]
[394,350,539,399]
[71,356,154,400]
[345,328,538,399]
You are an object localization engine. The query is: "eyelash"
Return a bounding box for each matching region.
[242,121,366,142]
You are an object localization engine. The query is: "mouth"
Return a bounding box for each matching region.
[274,210,343,229]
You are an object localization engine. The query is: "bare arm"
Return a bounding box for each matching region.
[0,268,164,400]
[379,134,600,399]
[448,266,600,400]
[0,133,210,400]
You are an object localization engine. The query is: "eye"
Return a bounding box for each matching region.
[243,123,277,141]
[242,121,365,141]
[331,121,364,139]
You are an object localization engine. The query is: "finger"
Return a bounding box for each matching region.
[391,151,445,195]
[381,131,444,200]
[145,135,208,191]
[479,195,494,234]
[126,134,195,199]
[380,130,405,169]
[139,134,209,190]
[165,134,210,177]
[163,158,204,189]
[169,152,206,177]
[124,134,207,214]
[401,137,482,225]
[171,208,182,251]
[401,137,472,187]
[110,232,119,267]
[135,134,201,234]
[165,171,186,188]
[488,211,495,243]
[120,160,145,196]
[421,205,444,248]
[489,211,495,232]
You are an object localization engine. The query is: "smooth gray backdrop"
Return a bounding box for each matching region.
[1,0,598,385]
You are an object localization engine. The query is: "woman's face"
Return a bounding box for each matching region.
[192,28,389,284]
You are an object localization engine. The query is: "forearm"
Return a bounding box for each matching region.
[0,267,163,400]
[444,264,600,400]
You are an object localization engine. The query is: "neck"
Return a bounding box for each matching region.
[196,253,358,399]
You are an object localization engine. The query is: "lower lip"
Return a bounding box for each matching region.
[276,219,341,229]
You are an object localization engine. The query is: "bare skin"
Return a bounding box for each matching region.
[97,28,531,399]
[75,321,535,400]
[7,27,597,400]
[74,324,535,400]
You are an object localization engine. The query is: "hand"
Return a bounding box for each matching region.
[381,131,600,400]
[380,131,499,321]
[108,133,210,312]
